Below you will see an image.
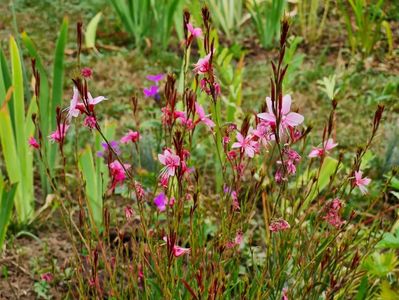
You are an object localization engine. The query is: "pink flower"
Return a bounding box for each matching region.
[67,87,81,119]
[109,160,131,189]
[49,124,69,143]
[81,67,92,78]
[187,23,202,38]
[174,111,194,129]
[200,78,221,96]
[158,149,180,177]
[28,137,40,149]
[135,181,145,200]
[354,171,371,194]
[154,192,167,212]
[308,138,338,158]
[83,116,97,129]
[144,85,158,98]
[323,198,344,228]
[173,245,190,257]
[87,92,107,107]
[193,52,212,74]
[282,288,288,300]
[125,205,134,220]
[195,102,215,128]
[269,219,290,233]
[120,130,140,144]
[41,272,53,282]
[231,132,258,158]
[257,95,304,128]
[226,231,243,248]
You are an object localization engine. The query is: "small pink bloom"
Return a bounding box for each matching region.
[135,181,145,200]
[193,52,212,74]
[146,74,164,83]
[87,92,107,107]
[143,85,158,98]
[109,160,131,189]
[195,102,215,128]
[81,67,93,78]
[154,192,167,212]
[28,137,40,149]
[282,288,288,300]
[173,245,191,257]
[257,95,304,128]
[200,79,221,96]
[227,231,243,248]
[83,116,97,129]
[231,132,258,158]
[67,87,81,119]
[158,149,180,177]
[323,198,344,228]
[159,175,169,188]
[227,150,238,161]
[269,219,290,233]
[223,136,230,145]
[174,111,194,129]
[354,171,371,194]
[187,23,202,38]
[275,169,283,184]
[41,272,53,282]
[125,205,134,220]
[120,130,140,144]
[308,138,338,158]
[49,124,69,143]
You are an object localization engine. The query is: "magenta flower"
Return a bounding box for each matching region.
[143,85,158,98]
[187,23,202,38]
[28,137,40,149]
[81,67,93,78]
[231,132,258,158]
[193,52,212,74]
[146,74,164,83]
[269,219,290,232]
[354,171,371,194]
[195,102,215,128]
[257,95,304,128]
[49,124,69,143]
[158,149,180,177]
[87,92,107,107]
[174,111,194,129]
[125,205,134,220]
[97,141,121,158]
[154,192,168,212]
[308,138,338,158]
[109,160,131,190]
[83,116,97,129]
[41,272,53,282]
[120,130,140,144]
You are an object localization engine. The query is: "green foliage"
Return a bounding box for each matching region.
[108,0,184,50]
[376,228,399,249]
[340,0,391,56]
[363,251,397,277]
[0,182,17,251]
[85,12,103,50]
[247,0,286,48]
[297,0,330,43]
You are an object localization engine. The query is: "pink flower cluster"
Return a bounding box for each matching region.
[269,219,290,233]
[323,198,344,228]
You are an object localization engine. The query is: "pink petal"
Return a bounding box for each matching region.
[281,94,292,115]
[203,117,215,128]
[325,138,338,151]
[158,154,166,165]
[257,112,276,123]
[266,97,273,113]
[195,102,205,118]
[308,148,322,158]
[283,112,304,127]
[231,142,242,149]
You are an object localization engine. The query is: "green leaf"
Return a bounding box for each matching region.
[0,182,18,251]
[380,280,399,300]
[376,228,399,249]
[363,252,398,277]
[85,12,102,50]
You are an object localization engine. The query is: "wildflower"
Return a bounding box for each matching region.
[231,132,258,158]
[187,23,202,38]
[269,219,290,233]
[223,136,230,145]
[308,138,338,158]
[83,116,96,129]
[28,137,40,149]
[159,175,169,188]
[195,102,215,128]
[97,141,121,157]
[67,87,81,119]
[154,192,168,212]
[257,95,304,129]
[282,288,288,300]
[87,92,107,109]
[146,74,164,83]
[135,181,145,200]
[200,79,221,96]
[175,111,194,129]
[49,124,69,143]
[227,150,238,161]
[158,149,180,177]
[120,130,140,144]
[354,171,371,194]
[81,67,92,78]
[41,273,53,282]
[143,85,158,98]
[193,52,212,74]
[109,160,131,190]
[251,122,272,147]
[275,169,283,184]
[226,231,243,248]
[323,198,344,228]
[125,205,134,220]
[164,236,191,257]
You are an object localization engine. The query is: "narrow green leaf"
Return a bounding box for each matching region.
[85,12,102,50]
[0,182,18,251]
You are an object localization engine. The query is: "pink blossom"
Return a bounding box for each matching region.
[87,92,106,107]
[173,245,190,257]
[66,87,81,119]
[158,149,180,177]
[49,124,69,143]
[227,231,243,248]
[28,137,39,149]
[83,116,97,129]
[195,102,215,128]
[154,192,168,212]
[174,111,194,129]
[143,85,158,98]
[135,181,145,200]
[308,138,338,158]
[159,175,169,188]
[120,130,140,144]
[200,78,221,96]
[125,205,134,220]
[354,171,371,194]
[41,272,53,282]
[187,23,202,38]
[193,52,212,74]
[146,74,164,83]
[323,198,344,228]
[251,122,272,147]
[81,67,92,78]
[282,288,288,300]
[109,160,131,189]
[231,132,258,158]
[269,219,290,233]
[257,95,304,129]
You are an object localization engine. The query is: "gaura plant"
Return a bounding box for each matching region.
[32,8,393,299]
